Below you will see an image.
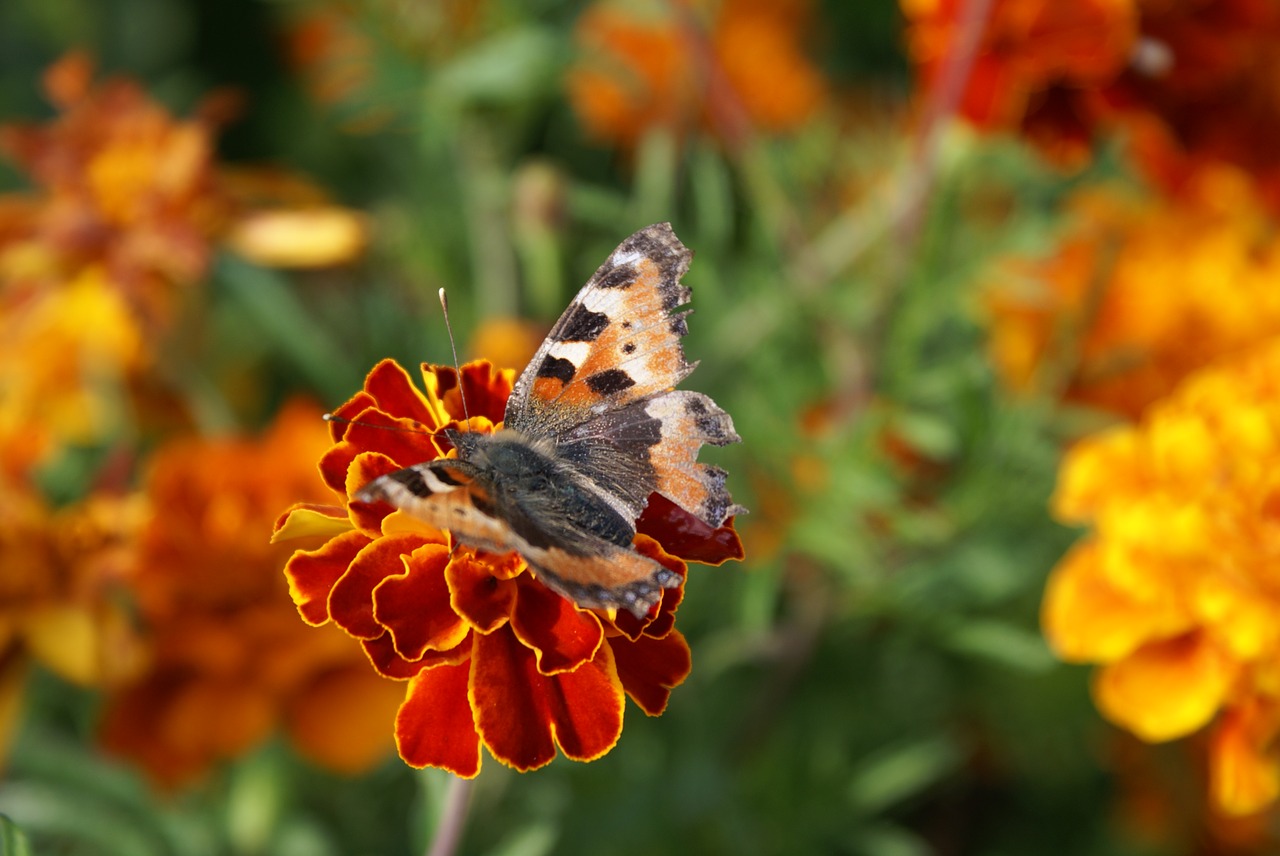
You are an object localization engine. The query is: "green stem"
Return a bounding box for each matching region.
[425,774,474,856]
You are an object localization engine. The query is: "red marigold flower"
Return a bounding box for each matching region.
[276,359,742,777]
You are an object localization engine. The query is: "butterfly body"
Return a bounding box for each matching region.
[357,224,743,617]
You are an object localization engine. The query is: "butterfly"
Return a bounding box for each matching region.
[355,223,744,618]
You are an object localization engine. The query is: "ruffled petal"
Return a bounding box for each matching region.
[271,503,352,543]
[373,543,469,660]
[448,553,519,632]
[363,633,470,680]
[1210,704,1280,815]
[1042,539,1192,662]
[1094,632,1235,742]
[470,628,624,771]
[396,658,481,778]
[285,529,371,626]
[510,578,603,675]
[329,534,425,639]
[611,628,692,716]
[364,358,447,426]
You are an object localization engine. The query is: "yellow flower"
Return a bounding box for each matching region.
[1044,337,1280,814]
[0,266,144,474]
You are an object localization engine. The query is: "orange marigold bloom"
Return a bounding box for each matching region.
[566,0,825,149]
[1043,338,1280,815]
[984,170,1280,418]
[100,401,402,787]
[0,476,147,762]
[901,0,1137,165]
[0,52,227,330]
[275,359,742,777]
[902,0,1280,200]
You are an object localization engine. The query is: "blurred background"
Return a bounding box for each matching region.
[3,0,1280,853]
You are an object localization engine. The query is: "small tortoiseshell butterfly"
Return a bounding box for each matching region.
[356,223,744,617]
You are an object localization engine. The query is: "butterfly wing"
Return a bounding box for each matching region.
[505,223,743,528]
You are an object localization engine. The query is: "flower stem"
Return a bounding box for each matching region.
[425,774,474,856]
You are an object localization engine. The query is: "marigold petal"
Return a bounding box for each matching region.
[470,628,624,771]
[447,553,519,632]
[637,493,744,565]
[1094,634,1235,742]
[510,578,604,675]
[365,358,447,426]
[272,503,352,543]
[330,533,425,639]
[373,543,469,660]
[1042,540,1191,662]
[1210,704,1280,815]
[285,529,371,626]
[285,666,403,773]
[611,628,691,716]
[363,632,470,680]
[396,659,481,777]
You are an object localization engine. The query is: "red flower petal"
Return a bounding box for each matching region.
[511,577,604,675]
[319,408,442,496]
[365,358,445,426]
[330,533,425,639]
[470,628,624,771]
[612,629,692,716]
[447,553,518,632]
[637,493,744,565]
[373,543,469,660]
[285,529,371,626]
[363,633,470,680]
[396,659,482,778]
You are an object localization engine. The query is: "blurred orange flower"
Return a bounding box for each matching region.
[984,169,1280,418]
[0,480,147,762]
[100,401,402,787]
[567,0,826,150]
[275,359,742,777]
[1043,338,1280,815]
[901,0,1137,165]
[902,0,1280,200]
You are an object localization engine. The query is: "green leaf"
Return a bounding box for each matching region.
[0,816,33,856]
[846,737,962,814]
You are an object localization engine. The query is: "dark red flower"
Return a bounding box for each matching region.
[275,358,742,776]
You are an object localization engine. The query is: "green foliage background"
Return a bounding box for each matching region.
[0,1,1174,854]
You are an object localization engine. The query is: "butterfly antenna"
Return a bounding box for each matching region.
[322,413,432,435]
[439,288,470,425]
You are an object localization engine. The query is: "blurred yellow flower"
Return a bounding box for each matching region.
[1044,337,1280,815]
[985,168,1280,418]
[225,207,367,269]
[0,266,144,469]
